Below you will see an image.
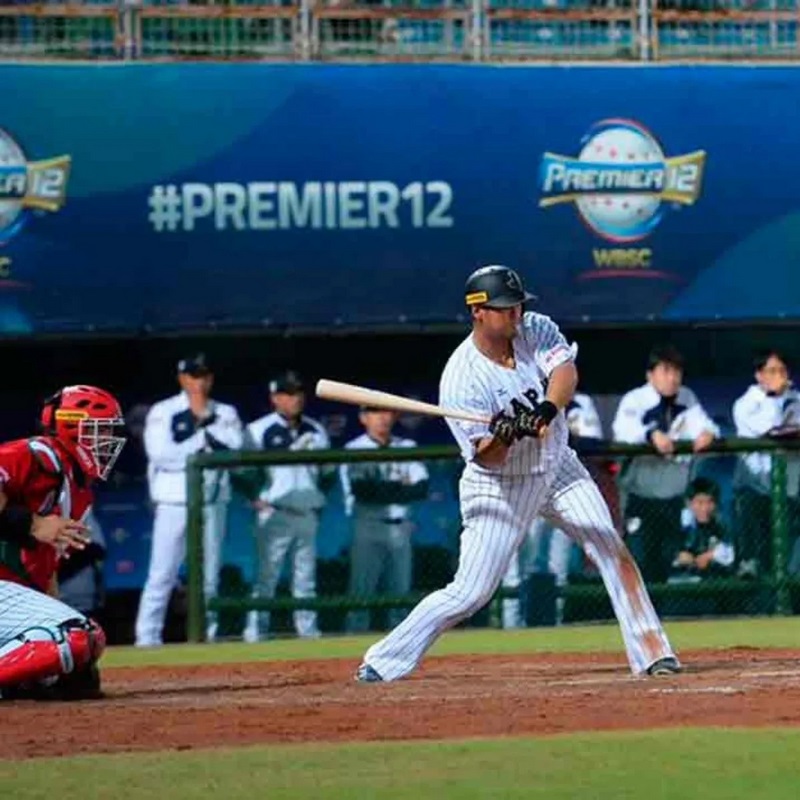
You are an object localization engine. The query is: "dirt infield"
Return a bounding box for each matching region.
[4,647,800,759]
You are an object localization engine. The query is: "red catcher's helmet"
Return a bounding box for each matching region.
[40,385,126,481]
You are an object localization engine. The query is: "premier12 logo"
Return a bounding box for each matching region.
[0,128,71,245]
[538,119,706,274]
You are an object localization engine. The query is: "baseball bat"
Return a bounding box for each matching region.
[315,379,492,425]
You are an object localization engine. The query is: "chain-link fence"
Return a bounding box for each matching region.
[185,437,800,642]
[652,0,800,60]
[2,0,799,61]
[0,2,122,59]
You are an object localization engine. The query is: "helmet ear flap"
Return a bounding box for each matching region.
[40,390,62,434]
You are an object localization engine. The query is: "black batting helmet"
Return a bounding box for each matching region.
[464,265,536,309]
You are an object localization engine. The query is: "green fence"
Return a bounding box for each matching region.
[186,437,800,643]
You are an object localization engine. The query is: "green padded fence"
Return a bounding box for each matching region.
[186,438,800,643]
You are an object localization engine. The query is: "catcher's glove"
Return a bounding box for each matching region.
[512,401,559,440]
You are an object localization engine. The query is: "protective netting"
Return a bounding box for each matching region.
[187,440,800,640]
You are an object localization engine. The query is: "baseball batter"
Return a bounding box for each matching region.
[357,266,680,682]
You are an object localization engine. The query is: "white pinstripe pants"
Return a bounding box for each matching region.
[364,448,675,681]
[0,580,86,649]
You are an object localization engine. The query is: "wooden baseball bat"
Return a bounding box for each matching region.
[315,379,492,425]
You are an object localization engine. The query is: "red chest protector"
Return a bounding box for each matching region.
[0,436,93,591]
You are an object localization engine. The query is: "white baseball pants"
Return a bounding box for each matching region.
[364,449,675,681]
[0,579,86,646]
[246,508,320,639]
[135,501,227,647]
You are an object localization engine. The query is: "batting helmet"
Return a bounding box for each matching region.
[464,265,536,309]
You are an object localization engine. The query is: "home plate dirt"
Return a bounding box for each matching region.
[4,647,800,759]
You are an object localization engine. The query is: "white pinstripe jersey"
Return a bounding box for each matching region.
[439,312,575,477]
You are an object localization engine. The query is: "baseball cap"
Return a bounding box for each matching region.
[269,370,305,394]
[177,353,211,377]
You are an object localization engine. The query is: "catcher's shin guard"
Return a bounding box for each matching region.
[0,617,105,689]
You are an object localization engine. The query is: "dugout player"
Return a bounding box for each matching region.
[341,405,429,633]
[0,385,126,700]
[244,371,331,641]
[732,349,800,577]
[135,354,243,646]
[612,345,718,583]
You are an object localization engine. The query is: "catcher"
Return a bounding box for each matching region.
[0,385,126,700]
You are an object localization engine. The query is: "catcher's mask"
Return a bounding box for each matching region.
[40,385,127,481]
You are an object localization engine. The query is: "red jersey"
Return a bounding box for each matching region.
[0,436,93,591]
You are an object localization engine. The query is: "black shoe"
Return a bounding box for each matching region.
[355,663,383,683]
[0,681,47,701]
[646,656,682,677]
[52,663,103,700]
[1,664,102,701]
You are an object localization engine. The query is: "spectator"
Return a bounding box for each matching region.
[732,349,800,578]
[612,345,719,583]
[501,392,604,628]
[135,353,244,646]
[243,371,331,642]
[669,477,735,582]
[340,406,429,633]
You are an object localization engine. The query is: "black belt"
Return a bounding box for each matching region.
[381,518,407,525]
[273,505,317,517]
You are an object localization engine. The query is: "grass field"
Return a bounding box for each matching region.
[5,617,800,800]
[101,616,800,667]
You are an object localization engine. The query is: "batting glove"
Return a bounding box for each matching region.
[514,401,559,440]
[489,411,517,447]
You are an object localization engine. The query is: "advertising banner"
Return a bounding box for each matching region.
[1,63,798,334]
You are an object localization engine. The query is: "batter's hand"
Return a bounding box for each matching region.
[489,411,517,447]
[31,515,90,550]
[514,401,559,440]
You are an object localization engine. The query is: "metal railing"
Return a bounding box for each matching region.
[185,436,800,643]
[2,0,799,61]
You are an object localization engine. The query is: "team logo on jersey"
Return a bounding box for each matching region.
[538,119,705,244]
[0,128,71,245]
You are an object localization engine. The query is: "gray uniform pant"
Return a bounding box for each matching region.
[347,513,412,633]
[252,508,319,638]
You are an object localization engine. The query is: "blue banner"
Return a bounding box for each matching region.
[1,63,799,334]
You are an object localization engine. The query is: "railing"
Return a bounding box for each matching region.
[186,437,800,643]
[2,0,799,61]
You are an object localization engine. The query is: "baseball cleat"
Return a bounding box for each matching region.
[355,663,383,683]
[646,656,682,676]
